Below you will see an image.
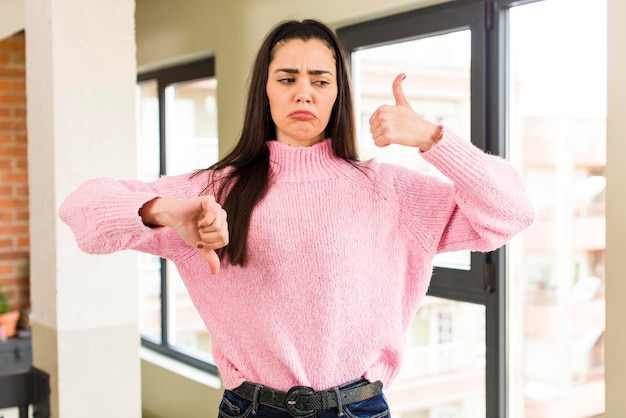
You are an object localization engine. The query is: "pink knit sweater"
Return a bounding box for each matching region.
[58,128,534,392]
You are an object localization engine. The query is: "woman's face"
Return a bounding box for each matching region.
[266,38,338,147]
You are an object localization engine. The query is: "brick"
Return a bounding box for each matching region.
[14,290,30,307]
[15,211,28,222]
[13,107,26,118]
[0,39,25,51]
[0,146,26,157]
[0,68,25,78]
[0,275,26,287]
[14,160,27,170]
[0,225,28,235]
[0,120,26,130]
[0,93,26,105]
[1,172,27,183]
[14,261,28,278]
[12,81,25,92]
[11,153,24,162]
[10,54,25,67]
[0,200,27,209]
[0,32,29,313]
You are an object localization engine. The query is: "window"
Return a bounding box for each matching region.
[507,1,606,416]
[338,0,606,417]
[136,57,219,372]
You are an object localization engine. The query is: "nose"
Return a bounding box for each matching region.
[295,80,313,103]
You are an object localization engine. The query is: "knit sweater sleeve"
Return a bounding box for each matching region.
[389,127,535,255]
[58,172,213,260]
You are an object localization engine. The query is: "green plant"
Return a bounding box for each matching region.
[0,285,12,314]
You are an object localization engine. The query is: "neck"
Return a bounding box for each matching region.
[266,139,353,182]
[275,133,325,148]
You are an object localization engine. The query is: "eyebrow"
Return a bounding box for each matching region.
[274,68,333,76]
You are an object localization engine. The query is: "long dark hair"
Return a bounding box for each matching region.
[205,19,358,266]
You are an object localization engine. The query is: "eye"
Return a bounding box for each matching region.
[278,77,295,84]
[314,80,330,87]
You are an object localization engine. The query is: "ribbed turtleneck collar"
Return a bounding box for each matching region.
[266,139,353,182]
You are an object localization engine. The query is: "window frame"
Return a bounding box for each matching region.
[137,57,219,375]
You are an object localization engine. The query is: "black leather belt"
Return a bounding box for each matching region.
[232,380,383,417]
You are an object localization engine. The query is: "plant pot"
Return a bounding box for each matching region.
[0,310,20,338]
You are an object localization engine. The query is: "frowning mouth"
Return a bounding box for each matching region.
[288,110,316,120]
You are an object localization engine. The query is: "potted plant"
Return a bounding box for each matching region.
[0,284,20,339]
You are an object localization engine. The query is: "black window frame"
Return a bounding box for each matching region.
[137,57,219,375]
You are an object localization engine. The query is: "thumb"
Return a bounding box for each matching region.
[392,73,410,107]
[200,247,221,275]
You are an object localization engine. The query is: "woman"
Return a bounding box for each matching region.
[59,19,535,418]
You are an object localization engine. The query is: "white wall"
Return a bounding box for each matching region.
[0,0,23,39]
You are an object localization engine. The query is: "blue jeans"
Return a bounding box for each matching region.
[218,379,390,418]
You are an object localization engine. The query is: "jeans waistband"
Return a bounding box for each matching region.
[231,379,383,417]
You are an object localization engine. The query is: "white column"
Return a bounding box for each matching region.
[26,1,140,417]
[607,0,626,416]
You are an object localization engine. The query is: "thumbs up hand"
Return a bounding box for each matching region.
[368,73,442,151]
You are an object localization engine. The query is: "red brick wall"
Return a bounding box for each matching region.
[0,31,29,312]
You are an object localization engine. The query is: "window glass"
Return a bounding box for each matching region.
[136,62,218,366]
[164,77,219,356]
[166,262,213,361]
[136,80,162,341]
[165,78,219,174]
[507,1,606,416]
[388,296,485,418]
